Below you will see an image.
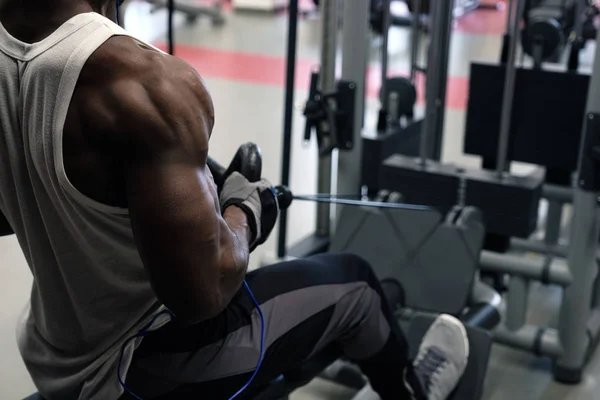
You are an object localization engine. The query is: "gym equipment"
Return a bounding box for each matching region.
[378,0,600,384]
[376,0,454,166]
[267,184,500,400]
[303,72,357,155]
[331,204,483,315]
[379,157,544,238]
[266,184,499,399]
[276,0,600,389]
[159,0,225,55]
[462,6,589,248]
[365,0,481,203]
[379,77,417,124]
[380,0,546,239]
[264,1,502,398]
[370,0,503,33]
[406,0,504,16]
[467,0,589,256]
[207,142,263,190]
[146,0,225,25]
[464,63,589,174]
[521,0,597,66]
[362,0,451,198]
[375,0,419,134]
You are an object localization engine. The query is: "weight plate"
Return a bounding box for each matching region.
[381,77,417,118]
[522,18,565,60]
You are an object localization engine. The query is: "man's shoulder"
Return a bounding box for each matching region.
[74,36,214,148]
[80,36,198,95]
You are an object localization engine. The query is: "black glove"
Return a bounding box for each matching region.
[219,172,279,251]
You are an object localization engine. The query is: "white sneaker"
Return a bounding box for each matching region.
[410,314,469,400]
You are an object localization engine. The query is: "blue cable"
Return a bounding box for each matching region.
[118,309,176,400]
[228,280,266,399]
[118,280,266,400]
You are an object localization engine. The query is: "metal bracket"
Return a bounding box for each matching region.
[303,72,356,156]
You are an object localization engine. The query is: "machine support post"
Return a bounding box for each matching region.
[410,0,422,83]
[567,0,587,71]
[573,0,586,40]
[380,0,391,109]
[431,1,453,161]
[276,0,299,258]
[336,0,369,206]
[315,0,339,237]
[505,276,529,331]
[496,0,526,177]
[419,0,453,164]
[544,200,564,247]
[505,0,516,39]
[555,23,600,384]
[500,0,516,62]
[555,190,599,381]
[495,325,564,358]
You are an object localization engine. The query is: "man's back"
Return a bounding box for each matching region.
[0,11,162,399]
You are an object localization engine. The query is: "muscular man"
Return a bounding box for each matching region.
[0,1,469,399]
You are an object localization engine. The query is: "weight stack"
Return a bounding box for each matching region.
[362,122,423,194]
[379,155,460,213]
[463,168,544,238]
[379,154,544,239]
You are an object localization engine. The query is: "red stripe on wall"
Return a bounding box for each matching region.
[155,43,471,110]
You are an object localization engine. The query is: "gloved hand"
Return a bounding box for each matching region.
[220,172,279,251]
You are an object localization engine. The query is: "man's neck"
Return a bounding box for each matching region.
[0,0,97,43]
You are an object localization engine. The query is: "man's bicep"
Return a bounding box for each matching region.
[126,148,223,317]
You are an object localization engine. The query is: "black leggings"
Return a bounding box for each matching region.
[122,253,421,400]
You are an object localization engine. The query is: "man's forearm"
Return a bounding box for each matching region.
[223,205,252,250]
[217,206,252,301]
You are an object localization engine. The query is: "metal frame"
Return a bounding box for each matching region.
[336,0,369,202]
[147,0,224,25]
[162,0,225,56]
[554,22,600,379]
[282,0,457,253]
[419,0,454,163]
[479,0,600,382]
[276,0,600,384]
[390,0,502,28]
[279,0,370,257]
[277,0,299,258]
[409,0,422,83]
[496,0,526,176]
[314,0,339,238]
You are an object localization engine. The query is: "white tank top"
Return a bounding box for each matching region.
[0,13,167,399]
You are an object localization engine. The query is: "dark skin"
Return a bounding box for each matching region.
[0,0,252,324]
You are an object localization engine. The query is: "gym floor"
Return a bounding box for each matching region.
[2,0,600,399]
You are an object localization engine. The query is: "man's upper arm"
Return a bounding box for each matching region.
[95,52,232,321]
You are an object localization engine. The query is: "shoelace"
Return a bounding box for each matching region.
[413,346,448,392]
